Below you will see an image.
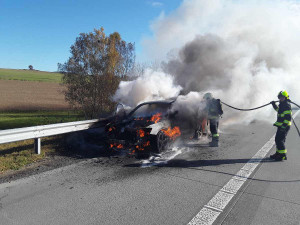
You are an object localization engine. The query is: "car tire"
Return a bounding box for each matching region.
[155,130,170,153]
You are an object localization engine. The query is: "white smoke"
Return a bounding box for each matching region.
[169,92,206,130]
[114,0,300,124]
[113,69,182,107]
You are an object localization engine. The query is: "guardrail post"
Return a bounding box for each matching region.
[34,138,41,154]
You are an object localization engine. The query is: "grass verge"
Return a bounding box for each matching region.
[0,136,63,173]
[0,111,84,130]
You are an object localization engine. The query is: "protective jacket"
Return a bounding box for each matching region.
[272,100,292,129]
[206,98,223,119]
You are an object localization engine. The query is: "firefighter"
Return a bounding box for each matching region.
[270,90,292,161]
[203,93,223,147]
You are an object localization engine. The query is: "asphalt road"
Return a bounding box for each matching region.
[0,115,300,225]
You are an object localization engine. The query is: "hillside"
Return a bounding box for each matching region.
[0,69,68,111]
[0,80,69,111]
[0,68,63,83]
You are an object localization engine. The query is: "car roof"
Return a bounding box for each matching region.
[139,100,175,105]
[127,99,175,117]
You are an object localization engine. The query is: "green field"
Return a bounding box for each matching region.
[0,68,63,83]
[0,111,84,130]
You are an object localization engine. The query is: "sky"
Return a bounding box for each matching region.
[0,0,182,72]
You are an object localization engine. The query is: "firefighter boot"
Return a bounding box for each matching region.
[270,152,287,161]
[275,153,287,161]
[209,137,219,147]
[270,152,278,159]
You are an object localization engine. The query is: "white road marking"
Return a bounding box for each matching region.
[187,110,300,225]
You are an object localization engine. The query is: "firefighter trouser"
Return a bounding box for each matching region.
[209,119,219,141]
[275,126,290,154]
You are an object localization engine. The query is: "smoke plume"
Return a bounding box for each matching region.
[113,69,182,107]
[114,0,300,124]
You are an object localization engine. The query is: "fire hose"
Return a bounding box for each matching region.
[221,100,300,137]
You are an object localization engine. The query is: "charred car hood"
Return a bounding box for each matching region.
[147,120,171,135]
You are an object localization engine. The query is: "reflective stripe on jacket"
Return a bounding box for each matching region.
[273,100,292,128]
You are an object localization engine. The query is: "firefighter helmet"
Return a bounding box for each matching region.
[277,90,289,99]
[203,92,213,100]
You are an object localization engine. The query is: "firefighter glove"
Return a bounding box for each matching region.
[270,101,276,107]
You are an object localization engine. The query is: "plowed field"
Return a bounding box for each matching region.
[0,80,69,111]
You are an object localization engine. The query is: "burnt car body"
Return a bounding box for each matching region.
[103,100,180,157]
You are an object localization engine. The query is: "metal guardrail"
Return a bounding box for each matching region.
[0,119,99,154]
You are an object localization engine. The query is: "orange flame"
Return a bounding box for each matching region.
[136,145,144,151]
[162,126,181,140]
[134,117,144,121]
[110,143,124,149]
[136,140,151,151]
[129,149,135,155]
[144,141,150,147]
[108,127,116,132]
[151,112,162,123]
[137,129,145,137]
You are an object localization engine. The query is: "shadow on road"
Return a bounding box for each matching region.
[124,158,300,183]
[183,143,210,148]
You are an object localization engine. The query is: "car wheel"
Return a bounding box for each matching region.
[156,130,170,153]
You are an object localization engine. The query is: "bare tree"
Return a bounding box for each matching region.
[58,27,135,119]
[129,62,147,79]
[128,61,163,80]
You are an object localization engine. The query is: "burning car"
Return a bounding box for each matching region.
[103,100,181,158]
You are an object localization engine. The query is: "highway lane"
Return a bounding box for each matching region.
[0,118,298,225]
[219,115,300,225]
